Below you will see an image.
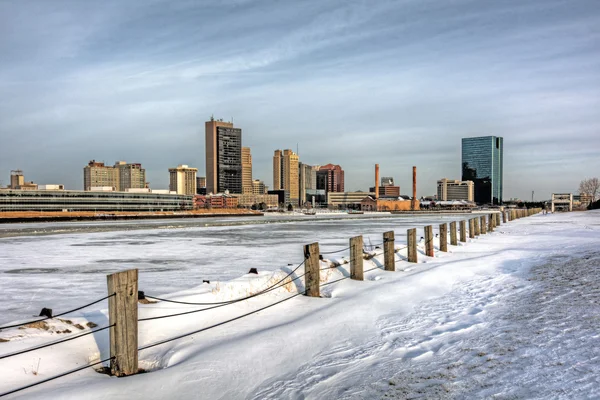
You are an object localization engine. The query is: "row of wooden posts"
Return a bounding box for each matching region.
[105,208,541,377]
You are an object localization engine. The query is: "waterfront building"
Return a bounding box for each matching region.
[461,136,503,204]
[272,149,299,206]
[327,191,373,209]
[205,117,242,194]
[194,193,238,209]
[234,193,279,209]
[299,162,317,206]
[437,178,474,201]
[242,147,253,194]
[369,185,400,197]
[196,176,206,189]
[83,160,145,192]
[268,189,290,207]
[169,165,198,195]
[115,161,146,192]
[252,179,267,195]
[317,164,344,194]
[0,189,192,212]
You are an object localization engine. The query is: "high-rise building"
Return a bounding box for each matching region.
[84,161,118,190]
[316,164,344,194]
[299,162,317,205]
[115,161,146,192]
[169,165,198,195]
[241,147,253,194]
[437,178,474,201]
[462,136,503,204]
[273,149,299,206]
[83,160,145,191]
[205,117,242,194]
[10,170,24,189]
[196,176,206,189]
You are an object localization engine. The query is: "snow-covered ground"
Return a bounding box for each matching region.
[1,211,599,399]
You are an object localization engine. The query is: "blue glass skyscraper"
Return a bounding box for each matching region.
[461,136,503,205]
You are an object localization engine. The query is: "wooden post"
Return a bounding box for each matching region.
[407,228,417,263]
[439,223,448,252]
[107,269,139,377]
[424,225,434,257]
[461,220,468,242]
[502,211,507,224]
[350,236,363,281]
[304,242,320,297]
[488,213,494,232]
[450,221,458,245]
[383,231,395,271]
[474,217,480,236]
[480,216,487,234]
[467,218,474,239]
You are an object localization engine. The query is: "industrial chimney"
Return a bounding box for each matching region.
[375,164,380,200]
[411,166,417,210]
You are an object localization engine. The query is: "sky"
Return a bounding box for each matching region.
[0,0,598,200]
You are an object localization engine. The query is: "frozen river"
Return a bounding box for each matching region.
[0,213,471,325]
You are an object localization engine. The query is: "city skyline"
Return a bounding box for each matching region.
[0,1,598,199]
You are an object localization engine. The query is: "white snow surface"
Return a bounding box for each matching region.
[0,211,599,399]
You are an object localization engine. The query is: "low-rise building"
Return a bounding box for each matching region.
[234,193,279,208]
[551,193,573,212]
[0,189,192,212]
[194,193,239,209]
[327,192,374,209]
[437,178,474,201]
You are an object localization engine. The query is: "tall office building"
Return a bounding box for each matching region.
[205,117,242,194]
[273,149,299,206]
[83,160,145,191]
[115,161,146,192]
[461,136,503,204]
[241,147,253,194]
[316,164,344,193]
[196,176,206,189]
[437,178,474,201]
[169,165,198,195]
[299,162,317,205]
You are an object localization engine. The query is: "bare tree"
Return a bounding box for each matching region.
[579,177,600,202]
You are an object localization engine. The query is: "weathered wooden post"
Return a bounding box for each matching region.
[383,231,395,271]
[463,220,470,241]
[424,225,434,257]
[407,228,417,263]
[439,223,448,252]
[488,213,494,232]
[304,242,320,297]
[350,235,363,281]
[107,269,139,377]
[450,221,458,246]
[502,211,506,223]
[480,216,487,234]
[474,217,480,236]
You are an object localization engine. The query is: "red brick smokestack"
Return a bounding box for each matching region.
[411,166,417,210]
[375,164,380,200]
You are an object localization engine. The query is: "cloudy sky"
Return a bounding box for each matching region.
[0,0,598,200]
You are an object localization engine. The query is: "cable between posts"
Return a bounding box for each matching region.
[0,294,115,331]
[0,324,114,361]
[139,272,307,322]
[0,357,114,398]
[143,260,306,307]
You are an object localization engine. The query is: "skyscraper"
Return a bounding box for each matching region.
[316,164,345,194]
[299,162,317,205]
[241,147,253,194]
[273,149,299,206]
[461,136,503,204]
[205,117,242,194]
[169,165,198,195]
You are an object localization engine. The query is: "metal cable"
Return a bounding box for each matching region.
[0,357,114,398]
[139,292,305,351]
[0,294,115,331]
[139,272,307,322]
[144,260,305,306]
[0,324,113,361]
